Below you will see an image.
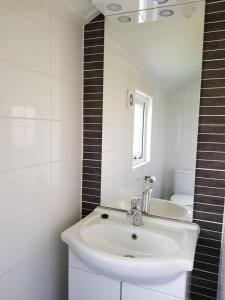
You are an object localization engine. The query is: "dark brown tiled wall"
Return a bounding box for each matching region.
[191,1,225,299]
[82,3,225,298]
[82,14,104,218]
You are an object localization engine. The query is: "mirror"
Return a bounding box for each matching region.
[100,1,205,221]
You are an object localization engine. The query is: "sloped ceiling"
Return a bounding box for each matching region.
[68,0,98,21]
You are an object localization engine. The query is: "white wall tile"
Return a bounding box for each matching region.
[0,1,82,299]
[0,0,51,29]
[51,78,62,120]
[0,7,50,73]
[0,118,51,171]
[51,161,81,204]
[0,206,51,276]
[50,1,82,80]
[50,30,82,80]
[0,240,67,300]
[52,121,61,161]
[0,61,51,119]
[0,164,51,225]
[51,160,81,240]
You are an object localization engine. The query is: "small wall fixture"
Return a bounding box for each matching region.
[118,16,131,23]
[159,9,174,17]
[106,3,122,12]
[127,90,134,110]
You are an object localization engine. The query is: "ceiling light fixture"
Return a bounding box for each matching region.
[154,0,168,4]
[106,3,122,12]
[118,16,131,23]
[159,9,174,17]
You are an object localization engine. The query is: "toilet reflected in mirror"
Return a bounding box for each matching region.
[170,169,195,215]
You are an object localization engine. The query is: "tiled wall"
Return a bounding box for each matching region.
[82,14,105,218]
[191,0,225,299]
[0,1,83,299]
[218,219,225,300]
[82,1,225,298]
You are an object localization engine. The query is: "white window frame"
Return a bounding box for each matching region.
[132,91,152,168]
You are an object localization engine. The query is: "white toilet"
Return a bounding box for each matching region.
[170,169,195,208]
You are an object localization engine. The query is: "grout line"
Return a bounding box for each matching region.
[205,29,225,34]
[82,194,100,198]
[197,159,225,163]
[203,58,225,62]
[195,192,225,199]
[195,250,221,259]
[194,267,220,276]
[84,29,104,33]
[86,20,104,25]
[195,259,220,267]
[195,201,225,208]
[194,209,224,216]
[83,200,100,205]
[84,37,104,41]
[202,67,225,71]
[84,44,104,49]
[206,9,225,15]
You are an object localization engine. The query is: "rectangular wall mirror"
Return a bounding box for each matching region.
[100,0,205,222]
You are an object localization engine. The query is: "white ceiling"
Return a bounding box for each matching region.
[68,0,97,20]
[92,0,204,16]
[69,0,205,91]
[105,1,205,90]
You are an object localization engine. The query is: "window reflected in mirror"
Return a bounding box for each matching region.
[132,91,152,168]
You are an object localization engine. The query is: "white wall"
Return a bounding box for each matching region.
[0,1,82,299]
[163,79,200,198]
[102,34,200,205]
[101,36,168,205]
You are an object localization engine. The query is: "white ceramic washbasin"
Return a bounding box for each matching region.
[107,197,193,221]
[62,207,199,285]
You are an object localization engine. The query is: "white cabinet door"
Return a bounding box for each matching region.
[122,283,181,300]
[69,267,121,300]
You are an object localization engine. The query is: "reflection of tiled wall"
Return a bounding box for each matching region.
[191,1,225,299]
[82,3,225,298]
[82,14,104,218]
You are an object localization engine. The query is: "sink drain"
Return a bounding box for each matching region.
[131,233,138,240]
[124,254,135,258]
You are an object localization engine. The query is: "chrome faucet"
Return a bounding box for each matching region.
[127,197,143,226]
[128,176,156,226]
[142,176,156,215]
[142,186,154,215]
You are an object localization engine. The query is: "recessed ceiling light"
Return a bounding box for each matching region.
[106,3,122,12]
[154,0,168,4]
[159,9,174,17]
[118,16,131,23]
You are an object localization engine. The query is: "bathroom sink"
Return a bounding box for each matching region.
[107,198,192,221]
[62,207,199,284]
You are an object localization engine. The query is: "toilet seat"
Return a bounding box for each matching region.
[170,194,193,206]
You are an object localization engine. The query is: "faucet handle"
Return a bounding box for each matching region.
[145,175,157,184]
[127,197,143,226]
[131,197,142,209]
[127,197,142,216]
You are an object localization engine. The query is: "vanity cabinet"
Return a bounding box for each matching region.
[68,250,187,300]
[122,283,183,300]
[69,268,120,300]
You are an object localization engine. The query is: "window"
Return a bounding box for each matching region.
[132,91,152,167]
